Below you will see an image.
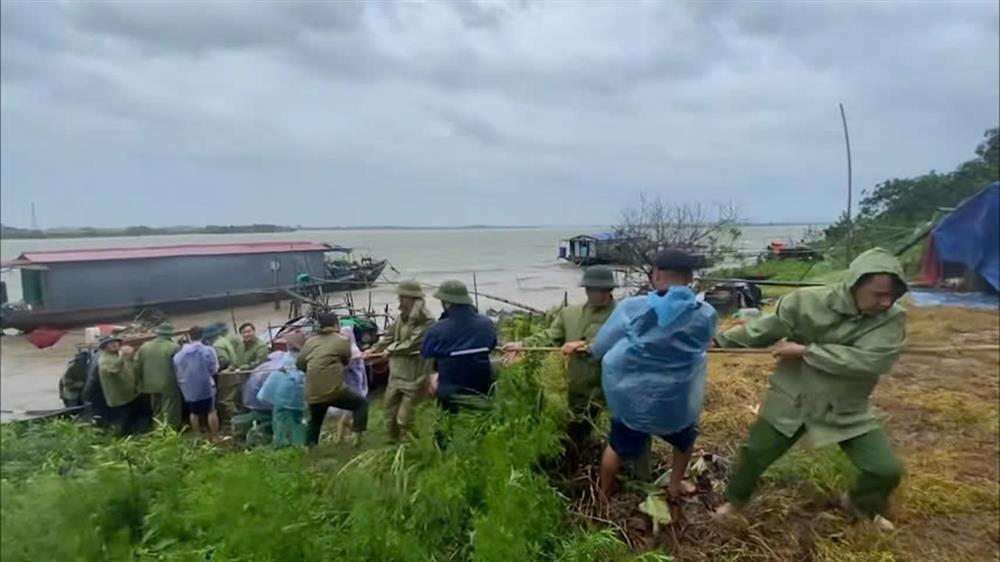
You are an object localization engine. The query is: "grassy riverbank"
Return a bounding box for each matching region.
[2,307,997,561]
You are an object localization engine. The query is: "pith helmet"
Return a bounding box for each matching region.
[156,323,175,336]
[202,323,224,339]
[397,280,425,298]
[434,280,473,306]
[98,335,123,349]
[580,266,618,289]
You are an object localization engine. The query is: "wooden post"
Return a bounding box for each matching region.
[271,260,281,310]
[473,273,480,310]
[228,292,238,333]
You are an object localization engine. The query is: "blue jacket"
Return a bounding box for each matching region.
[591,287,717,435]
[421,305,497,406]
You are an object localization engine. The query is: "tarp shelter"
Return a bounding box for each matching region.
[916,182,999,292]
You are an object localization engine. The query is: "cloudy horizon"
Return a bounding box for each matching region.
[2,1,998,229]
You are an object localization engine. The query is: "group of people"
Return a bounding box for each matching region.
[501,247,908,531]
[68,244,909,529]
[76,321,285,440]
[69,276,501,450]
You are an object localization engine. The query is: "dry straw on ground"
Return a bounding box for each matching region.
[559,306,999,562]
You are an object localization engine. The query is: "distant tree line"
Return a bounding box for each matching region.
[0,224,295,239]
[821,126,999,261]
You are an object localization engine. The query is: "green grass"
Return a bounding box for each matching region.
[764,444,857,499]
[0,357,662,562]
[712,259,843,284]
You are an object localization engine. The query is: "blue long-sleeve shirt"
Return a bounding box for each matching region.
[591,288,717,435]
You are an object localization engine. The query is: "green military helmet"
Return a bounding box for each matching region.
[156,322,175,336]
[203,323,226,339]
[580,265,618,289]
[433,280,473,306]
[396,280,425,299]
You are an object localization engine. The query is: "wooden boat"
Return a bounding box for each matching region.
[1,242,387,331]
[764,240,821,261]
[324,248,388,290]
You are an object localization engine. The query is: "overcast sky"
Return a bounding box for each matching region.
[1,1,998,228]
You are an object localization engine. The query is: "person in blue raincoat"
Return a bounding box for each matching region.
[257,331,308,448]
[591,249,717,499]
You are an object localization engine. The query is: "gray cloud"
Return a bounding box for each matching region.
[1,0,997,228]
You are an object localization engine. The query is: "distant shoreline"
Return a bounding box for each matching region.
[1,222,826,240]
[0,224,296,240]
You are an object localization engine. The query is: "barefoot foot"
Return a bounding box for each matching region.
[667,479,697,499]
[712,502,740,521]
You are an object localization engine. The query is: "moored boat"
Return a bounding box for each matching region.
[1,241,386,331]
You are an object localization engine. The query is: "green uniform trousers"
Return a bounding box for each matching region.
[726,417,904,516]
[566,368,603,444]
[147,387,183,429]
[216,372,248,426]
[384,387,422,442]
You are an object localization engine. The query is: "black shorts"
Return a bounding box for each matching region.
[608,418,698,459]
[186,397,215,416]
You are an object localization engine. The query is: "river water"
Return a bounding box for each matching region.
[1,225,811,415]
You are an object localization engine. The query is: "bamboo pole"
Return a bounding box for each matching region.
[840,102,854,264]
[697,277,824,288]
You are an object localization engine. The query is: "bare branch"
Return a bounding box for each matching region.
[611,194,743,292]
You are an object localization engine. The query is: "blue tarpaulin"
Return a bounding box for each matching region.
[910,289,999,310]
[930,182,1000,291]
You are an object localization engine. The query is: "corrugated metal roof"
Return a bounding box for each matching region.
[5,241,335,265]
[566,232,645,241]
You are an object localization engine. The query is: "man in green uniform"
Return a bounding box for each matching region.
[714,248,908,531]
[364,280,435,443]
[135,323,182,428]
[206,323,240,425]
[502,265,617,448]
[233,322,270,371]
[299,311,368,447]
[97,336,147,435]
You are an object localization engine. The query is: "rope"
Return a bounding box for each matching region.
[515,345,998,356]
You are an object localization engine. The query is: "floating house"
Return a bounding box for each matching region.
[558,232,646,266]
[1,241,340,330]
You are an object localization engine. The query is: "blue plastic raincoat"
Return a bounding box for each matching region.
[257,351,305,411]
[591,287,717,435]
